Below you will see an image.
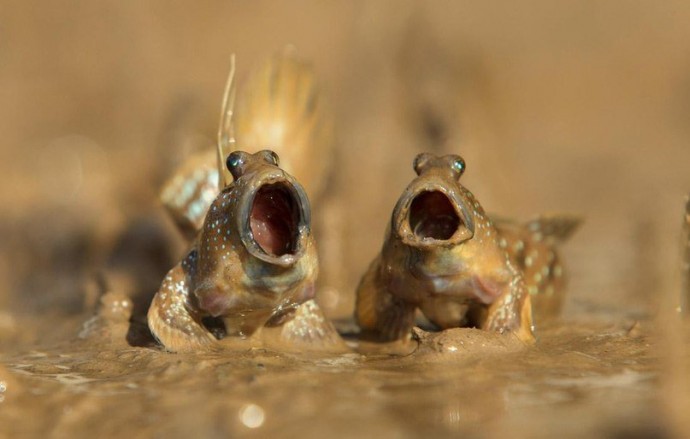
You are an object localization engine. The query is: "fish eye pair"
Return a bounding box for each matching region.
[148,149,576,353]
[226,150,279,179]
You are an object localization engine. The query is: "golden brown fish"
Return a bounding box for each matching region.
[356,153,579,342]
[148,150,340,352]
[149,52,339,352]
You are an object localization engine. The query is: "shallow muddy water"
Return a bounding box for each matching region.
[0,311,680,438]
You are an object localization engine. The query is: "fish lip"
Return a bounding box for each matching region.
[392,177,475,248]
[237,169,311,267]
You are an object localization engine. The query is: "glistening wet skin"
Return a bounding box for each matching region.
[250,183,300,256]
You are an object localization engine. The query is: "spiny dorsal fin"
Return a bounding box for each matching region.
[234,48,333,199]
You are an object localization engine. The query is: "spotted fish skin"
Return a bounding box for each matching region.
[148,150,331,352]
[356,153,535,342]
[494,215,581,321]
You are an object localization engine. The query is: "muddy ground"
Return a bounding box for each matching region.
[1,2,690,438]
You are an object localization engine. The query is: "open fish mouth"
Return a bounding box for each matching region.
[409,190,461,240]
[250,182,301,257]
[392,178,475,248]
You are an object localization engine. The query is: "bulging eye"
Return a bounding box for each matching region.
[226,151,248,179]
[264,150,280,166]
[451,156,466,177]
[413,153,433,176]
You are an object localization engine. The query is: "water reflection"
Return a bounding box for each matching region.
[239,403,265,429]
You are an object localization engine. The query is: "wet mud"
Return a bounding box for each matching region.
[0,314,667,439]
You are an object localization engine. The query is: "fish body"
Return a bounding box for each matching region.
[148,53,342,352]
[356,153,578,342]
[148,150,329,351]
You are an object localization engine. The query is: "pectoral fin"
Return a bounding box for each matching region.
[147,262,216,353]
[355,259,416,342]
[261,300,349,353]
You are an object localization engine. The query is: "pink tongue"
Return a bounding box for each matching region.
[250,215,285,255]
[250,187,294,256]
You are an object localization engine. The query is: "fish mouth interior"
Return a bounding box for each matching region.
[409,191,461,240]
[250,182,300,257]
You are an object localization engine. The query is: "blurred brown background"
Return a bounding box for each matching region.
[1,1,689,322]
